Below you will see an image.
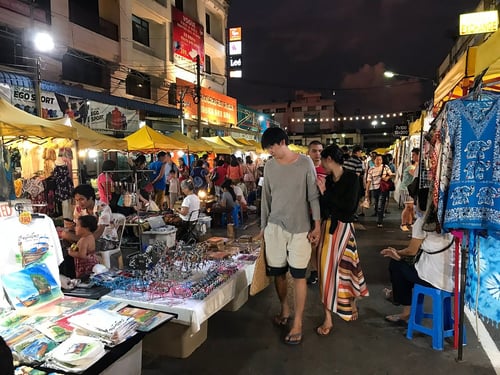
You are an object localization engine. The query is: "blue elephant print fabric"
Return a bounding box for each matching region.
[442,97,500,231]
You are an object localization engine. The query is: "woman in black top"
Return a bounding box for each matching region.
[315,144,369,336]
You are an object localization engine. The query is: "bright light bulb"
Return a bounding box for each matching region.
[384,71,395,78]
[88,149,98,158]
[371,120,378,126]
[34,32,54,52]
[177,150,185,157]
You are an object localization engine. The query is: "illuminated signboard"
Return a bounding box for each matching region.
[228,27,243,79]
[459,10,498,35]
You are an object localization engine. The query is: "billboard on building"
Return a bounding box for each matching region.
[177,78,237,126]
[172,7,205,67]
[228,27,243,78]
[10,86,139,131]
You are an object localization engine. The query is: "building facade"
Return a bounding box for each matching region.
[0,0,235,136]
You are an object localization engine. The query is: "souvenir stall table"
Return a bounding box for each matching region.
[0,205,176,374]
[99,237,260,358]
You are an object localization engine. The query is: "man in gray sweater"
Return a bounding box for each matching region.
[259,127,321,345]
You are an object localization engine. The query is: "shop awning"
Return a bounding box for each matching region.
[0,70,33,88]
[221,136,255,151]
[199,137,232,154]
[125,126,187,152]
[474,28,500,80]
[0,97,77,139]
[41,81,181,117]
[53,118,127,150]
[434,47,477,105]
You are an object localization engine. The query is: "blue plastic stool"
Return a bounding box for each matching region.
[232,205,243,227]
[406,284,466,350]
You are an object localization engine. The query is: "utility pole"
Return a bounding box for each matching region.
[34,56,42,117]
[196,54,202,138]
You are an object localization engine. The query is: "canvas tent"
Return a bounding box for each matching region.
[125,126,187,152]
[0,98,77,139]
[169,131,230,153]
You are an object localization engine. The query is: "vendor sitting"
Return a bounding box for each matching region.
[176,180,200,241]
[60,184,119,250]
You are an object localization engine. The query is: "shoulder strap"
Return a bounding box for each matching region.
[420,238,455,255]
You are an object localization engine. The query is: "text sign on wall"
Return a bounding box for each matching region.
[228,27,243,79]
[172,6,205,67]
[393,124,409,137]
[460,10,499,35]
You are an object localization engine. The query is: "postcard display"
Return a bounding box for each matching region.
[0,212,174,373]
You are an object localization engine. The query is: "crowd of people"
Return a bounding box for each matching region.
[258,127,453,347]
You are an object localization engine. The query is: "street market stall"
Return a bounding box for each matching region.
[125,126,188,153]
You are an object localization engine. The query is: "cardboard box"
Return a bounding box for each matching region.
[142,321,208,359]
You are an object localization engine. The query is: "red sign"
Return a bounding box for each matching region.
[172,7,205,66]
[177,78,237,126]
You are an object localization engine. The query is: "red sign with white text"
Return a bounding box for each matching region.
[172,7,205,67]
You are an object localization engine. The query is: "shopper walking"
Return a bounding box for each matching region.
[149,151,168,210]
[315,144,369,335]
[259,127,321,345]
[399,148,420,231]
[365,154,393,228]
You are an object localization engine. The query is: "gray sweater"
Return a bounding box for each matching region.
[261,154,320,233]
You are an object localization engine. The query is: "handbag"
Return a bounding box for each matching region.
[250,241,271,296]
[380,178,395,192]
[407,177,419,198]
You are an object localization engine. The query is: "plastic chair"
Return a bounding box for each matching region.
[406,284,466,350]
[99,213,126,269]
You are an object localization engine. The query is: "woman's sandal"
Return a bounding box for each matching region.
[272,315,290,327]
[284,332,302,345]
[315,325,333,337]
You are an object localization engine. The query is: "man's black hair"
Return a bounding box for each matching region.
[261,127,289,149]
[73,184,96,200]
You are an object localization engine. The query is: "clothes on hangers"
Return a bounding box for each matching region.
[438,95,500,232]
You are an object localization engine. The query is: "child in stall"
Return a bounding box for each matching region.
[168,169,180,210]
[68,215,100,279]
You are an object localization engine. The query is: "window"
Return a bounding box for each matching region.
[62,51,110,89]
[262,109,271,114]
[174,0,183,11]
[344,138,354,145]
[132,15,149,46]
[276,108,286,113]
[307,106,317,111]
[321,105,331,110]
[205,55,211,74]
[126,70,151,99]
[292,107,302,112]
[205,13,211,35]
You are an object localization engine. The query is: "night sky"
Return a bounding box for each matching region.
[227,0,475,116]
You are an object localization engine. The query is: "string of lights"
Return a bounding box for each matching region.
[288,111,411,123]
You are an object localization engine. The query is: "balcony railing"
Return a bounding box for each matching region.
[0,0,50,24]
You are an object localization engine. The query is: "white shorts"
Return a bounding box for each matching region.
[264,222,311,271]
[400,188,414,204]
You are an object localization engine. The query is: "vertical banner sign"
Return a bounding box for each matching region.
[228,27,243,78]
[172,6,205,67]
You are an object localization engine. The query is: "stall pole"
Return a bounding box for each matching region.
[457,231,469,361]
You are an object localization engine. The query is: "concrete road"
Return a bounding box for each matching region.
[143,209,498,375]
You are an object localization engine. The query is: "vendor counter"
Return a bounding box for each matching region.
[101,261,256,358]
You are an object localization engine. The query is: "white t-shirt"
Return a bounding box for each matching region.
[413,217,455,292]
[233,186,247,205]
[179,194,200,221]
[73,201,118,241]
[0,215,64,308]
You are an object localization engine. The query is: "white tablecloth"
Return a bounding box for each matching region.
[102,262,255,333]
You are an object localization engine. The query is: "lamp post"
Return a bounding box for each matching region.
[33,32,54,117]
[384,70,436,86]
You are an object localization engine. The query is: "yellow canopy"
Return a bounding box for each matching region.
[169,131,229,153]
[125,126,188,152]
[202,136,237,153]
[0,98,77,139]
[235,138,264,154]
[434,47,477,105]
[289,144,307,154]
[475,28,500,79]
[53,118,127,150]
[220,136,255,151]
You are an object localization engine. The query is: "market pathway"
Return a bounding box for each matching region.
[142,209,498,375]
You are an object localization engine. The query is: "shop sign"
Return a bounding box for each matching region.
[177,78,237,126]
[83,101,139,132]
[393,123,409,137]
[11,86,62,119]
[229,27,242,42]
[459,10,499,35]
[0,203,15,219]
[228,26,243,79]
[172,6,205,67]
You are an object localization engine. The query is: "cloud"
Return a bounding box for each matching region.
[338,63,424,113]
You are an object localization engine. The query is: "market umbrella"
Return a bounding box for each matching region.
[202,136,236,153]
[0,98,77,139]
[125,126,188,152]
[169,131,230,153]
[236,138,264,154]
[53,118,128,150]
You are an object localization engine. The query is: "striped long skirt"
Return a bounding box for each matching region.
[318,219,369,321]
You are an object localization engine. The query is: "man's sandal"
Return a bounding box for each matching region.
[284,332,302,345]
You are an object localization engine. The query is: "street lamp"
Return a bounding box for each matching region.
[384,70,435,86]
[33,31,54,117]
